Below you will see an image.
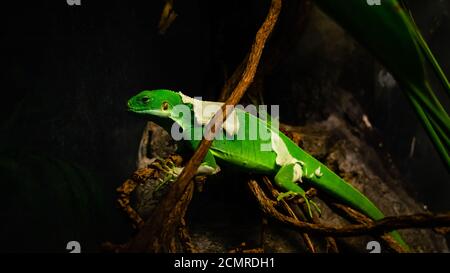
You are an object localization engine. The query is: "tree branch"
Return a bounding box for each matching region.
[248,180,450,237]
[124,0,282,252]
[261,176,317,253]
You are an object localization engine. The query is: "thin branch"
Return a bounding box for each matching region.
[329,203,405,253]
[248,180,450,237]
[178,218,198,253]
[175,0,282,191]
[219,0,312,102]
[261,177,316,253]
[219,54,247,102]
[158,0,177,35]
[124,0,282,252]
[262,176,339,253]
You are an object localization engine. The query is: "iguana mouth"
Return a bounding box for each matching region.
[131,108,171,117]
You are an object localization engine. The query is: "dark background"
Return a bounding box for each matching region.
[0,0,449,252]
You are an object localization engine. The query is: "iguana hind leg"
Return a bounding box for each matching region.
[274,163,320,218]
[197,150,221,175]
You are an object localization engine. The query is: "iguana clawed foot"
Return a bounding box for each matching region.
[152,156,214,192]
[277,191,321,218]
[151,157,183,191]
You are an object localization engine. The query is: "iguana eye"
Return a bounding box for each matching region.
[142,96,150,103]
[162,101,169,111]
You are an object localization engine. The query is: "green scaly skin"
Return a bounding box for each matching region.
[127,89,408,250]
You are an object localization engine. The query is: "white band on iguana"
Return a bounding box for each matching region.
[178,92,240,136]
[270,131,305,182]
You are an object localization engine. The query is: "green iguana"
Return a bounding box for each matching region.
[127,89,408,250]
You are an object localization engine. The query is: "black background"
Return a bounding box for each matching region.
[1,0,449,252]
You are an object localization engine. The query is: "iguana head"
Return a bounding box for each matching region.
[127,89,182,118]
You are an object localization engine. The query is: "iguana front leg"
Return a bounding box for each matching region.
[153,150,220,177]
[150,151,219,193]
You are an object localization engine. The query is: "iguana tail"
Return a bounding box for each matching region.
[306,160,409,250]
